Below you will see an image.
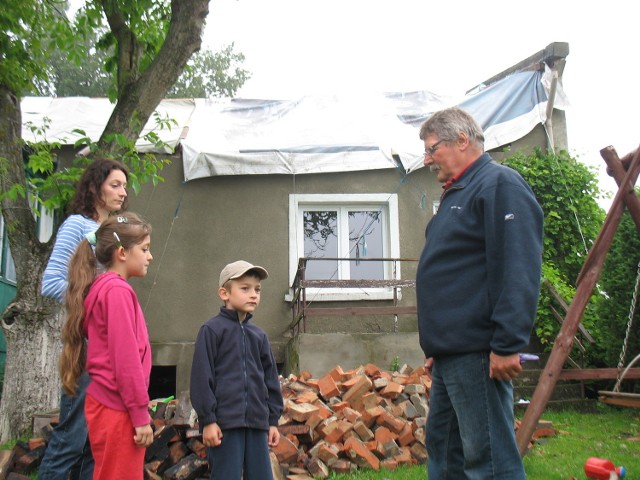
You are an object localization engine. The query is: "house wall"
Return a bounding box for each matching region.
[125,116,565,393]
[129,151,437,392]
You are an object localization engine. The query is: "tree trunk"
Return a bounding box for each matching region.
[0,85,58,440]
[0,303,62,441]
[0,0,210,441]
[99,0,209,150]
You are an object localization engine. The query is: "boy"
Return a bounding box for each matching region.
[190,260,284,480]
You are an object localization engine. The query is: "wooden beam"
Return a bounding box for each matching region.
[467,42,569,94]
[516,146,640,456]
[599,391,640,409]
[601,145,640,229]
[559,368,640,380]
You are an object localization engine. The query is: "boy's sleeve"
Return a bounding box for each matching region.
[190,324,218,429]
[260,334,284,426]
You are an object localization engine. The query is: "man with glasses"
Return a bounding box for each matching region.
[416,107,543,479]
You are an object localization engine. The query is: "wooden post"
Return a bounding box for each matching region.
[516,146,640,456]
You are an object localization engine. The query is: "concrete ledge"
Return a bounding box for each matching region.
[286,332,425,377]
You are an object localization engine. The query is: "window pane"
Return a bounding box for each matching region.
[4,251,16,283]
[349,211,384,280]
[0,217,16,283]
[303,210,338,279]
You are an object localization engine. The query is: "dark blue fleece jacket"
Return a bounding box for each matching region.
[417,153,543,358]
[190,307,283,431]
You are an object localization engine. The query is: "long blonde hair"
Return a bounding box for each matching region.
[59,212,151,396]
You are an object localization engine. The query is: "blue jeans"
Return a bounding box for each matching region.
[426,352,525,480]
[207,428,273,480]
[38,372,94,480]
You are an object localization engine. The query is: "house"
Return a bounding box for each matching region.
[3,42,570,396]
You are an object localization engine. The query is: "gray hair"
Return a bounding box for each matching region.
[419,107,485,150]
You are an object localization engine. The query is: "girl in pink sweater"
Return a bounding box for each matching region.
[59,212,154,480]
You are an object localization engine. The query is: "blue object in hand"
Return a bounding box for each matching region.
[519,353,539,364]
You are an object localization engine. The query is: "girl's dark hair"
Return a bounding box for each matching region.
[59,211,151,395]
[69,158,129,219]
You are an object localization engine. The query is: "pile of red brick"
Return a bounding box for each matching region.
[272,363,431,478]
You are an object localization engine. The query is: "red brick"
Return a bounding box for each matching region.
[342,375,373,404]
[397,423,415,447]
[272,435,299,464]
[343,437,380,471]
[380,381,404,400]
[330,459,357,474]
[376,410,406,434]
[318,374,341,400]
[288,402,319,422]
[373,426,398,444]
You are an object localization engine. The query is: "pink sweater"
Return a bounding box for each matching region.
[83,272,151,427]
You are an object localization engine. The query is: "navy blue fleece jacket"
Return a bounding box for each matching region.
[417,153,543,358]
[190,307,283,431]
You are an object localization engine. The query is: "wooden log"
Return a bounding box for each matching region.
[161,454,208,480]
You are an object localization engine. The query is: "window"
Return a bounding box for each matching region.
[0,205,53,285]
[288,194,400,300]
[0,216,16,284]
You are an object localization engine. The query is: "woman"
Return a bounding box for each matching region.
[39,157,128,480]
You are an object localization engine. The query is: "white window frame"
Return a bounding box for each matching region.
[0,216,16,284]
[287,193,400,301]
[0,204,54,285]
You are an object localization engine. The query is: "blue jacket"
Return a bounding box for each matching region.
[190,307,283,431]
[417,153,543,358]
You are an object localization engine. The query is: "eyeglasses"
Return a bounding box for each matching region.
[424,139,445,158]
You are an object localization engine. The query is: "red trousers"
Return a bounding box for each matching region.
[85,394,146,479]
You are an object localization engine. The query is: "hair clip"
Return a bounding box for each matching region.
[117,216,128,224]
[85,231,97,246]
[113,232,122,247]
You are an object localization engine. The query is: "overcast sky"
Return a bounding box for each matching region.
[203,0,640,208]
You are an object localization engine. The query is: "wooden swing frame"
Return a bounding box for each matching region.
[599,353,640,408]
[516,145,640,455]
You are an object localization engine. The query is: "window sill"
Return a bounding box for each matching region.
[285,288,402,302]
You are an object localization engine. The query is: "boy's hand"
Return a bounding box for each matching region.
[268,425,280,447]
[203,422,223,447]
[134,424,153,447]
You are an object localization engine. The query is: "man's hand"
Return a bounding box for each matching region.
[489,352,522,381]
[424,357,434,378]
[202,422,223,447]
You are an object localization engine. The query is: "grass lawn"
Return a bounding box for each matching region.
[328,403,639,479]
[2,403,637,479]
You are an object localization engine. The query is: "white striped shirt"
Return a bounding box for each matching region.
[41,214,99,303]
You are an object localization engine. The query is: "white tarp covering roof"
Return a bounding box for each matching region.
[20,97,195,153]
[21,66,567,181]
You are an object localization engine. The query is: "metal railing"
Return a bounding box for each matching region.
[288,257,418,336]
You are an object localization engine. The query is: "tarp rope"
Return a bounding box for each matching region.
[142,180,186,312]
